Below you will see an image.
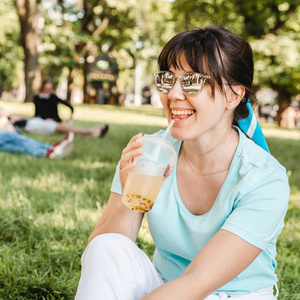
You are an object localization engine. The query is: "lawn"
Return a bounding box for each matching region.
[0,100,299,299]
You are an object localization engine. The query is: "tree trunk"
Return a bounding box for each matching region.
[66,68,76,104]
[16,0,41,102]
[83,53,89,98]
[276,88,292,124]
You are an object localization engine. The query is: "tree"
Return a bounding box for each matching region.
[109,0,173,97]
[39,0,138,102]
[15,0,42,102]
[0,0,22,97]
[37,0,174,103]
[250,3,300,121]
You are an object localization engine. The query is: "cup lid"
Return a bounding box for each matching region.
[141,135,177,166]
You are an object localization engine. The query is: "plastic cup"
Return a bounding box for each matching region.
[121,135,176,212]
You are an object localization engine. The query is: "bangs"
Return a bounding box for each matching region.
[158,32,208,75]
[157,29,226,97]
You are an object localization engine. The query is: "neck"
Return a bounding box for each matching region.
[186,125,232,153]
[182,127,238,170]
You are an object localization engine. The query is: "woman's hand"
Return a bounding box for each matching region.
[119,133,143,192]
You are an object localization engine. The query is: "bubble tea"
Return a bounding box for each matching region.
[122,127,176,212]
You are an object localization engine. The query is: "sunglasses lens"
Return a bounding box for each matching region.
[154,72,175,93]
[154,71,209,95]
[182,73,204,95]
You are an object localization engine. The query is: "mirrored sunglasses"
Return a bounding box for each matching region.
[153,71,211,95]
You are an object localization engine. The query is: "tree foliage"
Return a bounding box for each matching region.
[0,0,22,95]
[39,0,140,101]
[1,0,299,109]
[39,0,173,99]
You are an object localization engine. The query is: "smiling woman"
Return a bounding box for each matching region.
[75,25,289,300]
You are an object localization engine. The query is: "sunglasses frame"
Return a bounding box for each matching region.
[153,71,211,95]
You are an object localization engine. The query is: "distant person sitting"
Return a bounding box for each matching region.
[280,101,299,130]
[25,79,109,138]
[0,107,73,158]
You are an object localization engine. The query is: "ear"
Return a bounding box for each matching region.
[226,86,245,110]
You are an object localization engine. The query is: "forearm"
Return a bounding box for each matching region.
[143,230,262,299]
[142,273,212,300]
[88,201,143,244]
[58,98,74,112]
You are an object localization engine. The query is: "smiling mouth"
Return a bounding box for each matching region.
[171,109,195,120]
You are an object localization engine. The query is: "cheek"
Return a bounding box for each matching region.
[160,94,170,111]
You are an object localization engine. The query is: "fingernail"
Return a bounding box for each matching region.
[163,164,170,178]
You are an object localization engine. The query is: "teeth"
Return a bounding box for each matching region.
[172,110,195,116]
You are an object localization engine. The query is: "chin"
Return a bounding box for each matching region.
[169,129,185,141]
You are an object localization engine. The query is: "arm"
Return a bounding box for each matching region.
[143,229,261,299]
[56,95,74,113]
[88,133,144,243]
[88,192,144,243]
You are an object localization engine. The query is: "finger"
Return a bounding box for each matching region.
[163,165,173,179]
[120,134,143,169]
[120,147,143,169]
[120,160,137,176]
[128,133,143,144]
[121,134,142,155]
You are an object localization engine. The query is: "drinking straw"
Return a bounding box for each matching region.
[152,119,175,163]
[162,119,175,139]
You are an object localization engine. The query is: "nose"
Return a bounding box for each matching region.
[168,77,185,101]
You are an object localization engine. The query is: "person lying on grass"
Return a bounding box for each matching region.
[0,106,73,158]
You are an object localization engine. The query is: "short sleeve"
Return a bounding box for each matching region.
[110,161,122,195]
[222,171,290,250]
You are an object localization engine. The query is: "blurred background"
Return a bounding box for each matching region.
[0,0,300,125]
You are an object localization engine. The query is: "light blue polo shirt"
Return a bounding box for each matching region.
[111,127,290,294]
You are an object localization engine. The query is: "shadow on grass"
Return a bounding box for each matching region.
[78,103,166,118]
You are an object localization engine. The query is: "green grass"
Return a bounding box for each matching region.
[0,100,299,299]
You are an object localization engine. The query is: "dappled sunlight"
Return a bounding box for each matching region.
[72,107,167,126]
[33,203,103,239]
[70,159,114,170]
[0,189,32,209]
[262,127,300,140]
[75,204,105,225]
[9,172,102,196]
[33,209,75,230]
[0,101,34,117]
[10,173,72,193]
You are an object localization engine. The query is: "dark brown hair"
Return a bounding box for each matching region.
[157,26,255,124]
[40,79,54,93]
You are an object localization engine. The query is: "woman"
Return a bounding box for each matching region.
[25,79,109,138]
[75,26,289,299]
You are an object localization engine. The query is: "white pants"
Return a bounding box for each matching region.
[75,233,278,300]
[24,117,57,135]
